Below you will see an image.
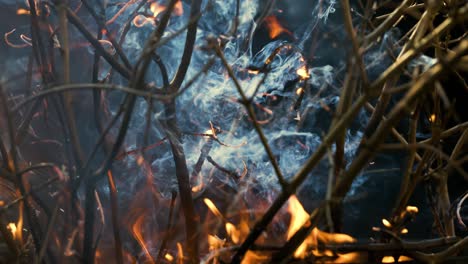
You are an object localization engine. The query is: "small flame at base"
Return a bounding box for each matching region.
[286,195,357,260]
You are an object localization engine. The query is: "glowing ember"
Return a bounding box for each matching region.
[382,255,413,263]
[296,87,305,95]
[204,198,223,220]
[225,222,241,244]
[165,253,174,261]
[243,251,269,263]
[264,15,291,39]
[406,205,419,214]
[204,128,214,138]
[137,155,145,166]
[296,66,310,79]
[382,218,392,228]
[7,222,17,239]
[191,181,204,193]
[176,242,184,263]
[16,8,30,15]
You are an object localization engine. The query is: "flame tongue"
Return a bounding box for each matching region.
[150,0,183,17]
[264,15,292,39]
[286,195,357,260]
[286,195,310,258]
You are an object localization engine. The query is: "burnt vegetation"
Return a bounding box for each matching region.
[0,0,467,263]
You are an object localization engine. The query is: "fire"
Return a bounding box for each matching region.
[296,66,310,79]
[150,1,183,18]
[174,1,184,16]
[204,198,223,220]
[16,8,30,15]
[137,155,144,165]
[150,2,166,17]
[16,0,49,16]
[429,114,436,123]
[406,205,418,214]
[286,195,357,260]
[204,128,214,138]
[296,87,304,96]
[176,242,184,264]
[225,222,240,244]
[208,234,225,251]
[7,222,17,239]
[165,253,174,261]
[191,181,204,193]
[286,195,310,258]
[225,214,251,246]
[382,255,413,263]
[382,218,392,228]
[243,251,269,263]
[264,16,291,39]
[131,215,155,263]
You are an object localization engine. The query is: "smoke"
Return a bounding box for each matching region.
[0,0,434,258]
[93,0,368,198]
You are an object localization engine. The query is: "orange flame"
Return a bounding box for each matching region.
[406,205,418,214]
[382,255,413,263]
[264,16,291,39]
[296,66,310,79]
[286,195,310,258]
[382,218,392,228]
[17,8,30,15]
[208,234,225,251]
[150,1,183,17]
[191,180,204,193]
[7,223,17,240]
[176,242,184,264]
[165,253,174,261]
[296,88,305,96]
[225,222,240,244]
[150,2,166,17]
[131,215,156,263]
[16,197,24,242]
[204,198,223,220]
[286,195,358,261]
